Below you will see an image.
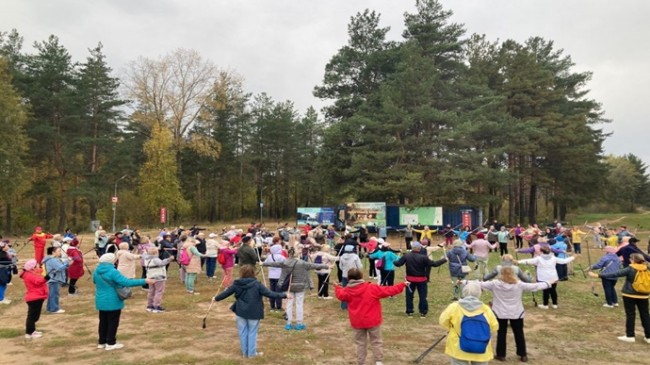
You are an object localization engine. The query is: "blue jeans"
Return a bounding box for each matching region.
[573,243,581,254]
[0,284,6,300]
[205,257,217,278]
[236,316,260,357]
[602,278,618,305]
[405,281,428,315]
[47,282,61,312]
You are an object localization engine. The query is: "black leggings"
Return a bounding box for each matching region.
[98,310,122,346]
[542,283,558,305]
[68,278,78,294]
[26,299,44,334]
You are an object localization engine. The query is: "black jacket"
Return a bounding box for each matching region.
[394,250,447,278]
[215,277,286,319]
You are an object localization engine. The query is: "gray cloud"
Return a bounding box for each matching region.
[3,0,648,163]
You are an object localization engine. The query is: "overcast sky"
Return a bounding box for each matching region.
[3,0,649,164]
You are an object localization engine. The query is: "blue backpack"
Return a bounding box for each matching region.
[456,312,491,353]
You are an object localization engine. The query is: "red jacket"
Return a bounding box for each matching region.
[335,280,406,329]
[30,232,52,247]
[21,270,48,302]
[66,246,85,279]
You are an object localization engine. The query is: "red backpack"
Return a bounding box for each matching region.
[179,248,191,266]
[217,250,226,265]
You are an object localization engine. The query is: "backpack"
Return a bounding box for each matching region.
[456,312,491,354]
[632,266,650,294]
[314,254,323,264]
[217,250,226,265]
[375,257,384,270]
[179,248,191,266]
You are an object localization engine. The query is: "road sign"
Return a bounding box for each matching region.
[111,196,118,203]
[160,207,167,224]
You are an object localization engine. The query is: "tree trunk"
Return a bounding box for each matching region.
[89,199,98,221]
[5,202,11,236]
[528,182,537,224]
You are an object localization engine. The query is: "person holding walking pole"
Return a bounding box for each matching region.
[310,245,339,299]
[214,265,287,358]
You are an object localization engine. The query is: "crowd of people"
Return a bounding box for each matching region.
[0,220,649,364]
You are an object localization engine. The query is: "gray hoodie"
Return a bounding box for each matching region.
[339,253,362,279]
[478,280,550,319]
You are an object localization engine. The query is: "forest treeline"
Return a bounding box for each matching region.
[0,0,648,234]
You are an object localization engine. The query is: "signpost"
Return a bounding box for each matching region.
[160,207,167,224]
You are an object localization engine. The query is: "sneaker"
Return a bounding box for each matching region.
[154,306,166,313]
[520,355,528,362]
[537,305,548,309]
[420,313,427,318]
[146,306,155,312]
[322,296,333,300]
[0,299,11,305]
[603,304,614,308]
[376,362,383,365]
[50,309,66,314]
[645,338,650,344]
[294,323,306,331]
[617,336,635,343]
[407,313,413,318]
[284,324,293,331]
[105,343,125,351]
[614,303,619,307]
[25,332,43,339]
[493,356,506,361]
[552,305,558,309]
[97,344,106,349]
[187,291,199,295]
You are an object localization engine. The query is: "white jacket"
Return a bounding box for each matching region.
[518,254,574,282]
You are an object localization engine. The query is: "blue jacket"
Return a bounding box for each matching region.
[93,262,146,311]
[43,256,69,284]
[368,250,400,271]
[215,277,286,320]
[551,242,567,259]
[446,246,476,278]
[590,253,621,280]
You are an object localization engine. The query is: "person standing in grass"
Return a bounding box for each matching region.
[588,246,621,308]
[264,242,287,311]
[335,268,407,365]
[205,233,220,279]
[478,266,553,363]
[465,233,496,280]
[439,281,498,365]
[214,264,287,358]
[116,242,141,279]
[447,240,476,300]
[589,253,650,343]
[20,259,48,339]
[94,253,155,351]
[263,250,329,330]
[144,246,175,313]
[518,247,575,309]
[310,244,339,299]
[65,238,84,295]
[43,246,69,314]
[183,238,204,295]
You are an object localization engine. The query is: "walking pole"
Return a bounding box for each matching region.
[317,244,346,296]
[203,276,226,329]
[413,333,447,363]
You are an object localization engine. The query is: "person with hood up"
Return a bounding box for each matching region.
[20,259,48,339]
[215,265,288,358]
[439,281,498,365]
[447,240,477,300]
[478,266,553,362]
[93,253,155,350]
[518,247,575,309]
[394,241,447,317]
[338,244,363,310]
[66,238,84,295]
[335,268,407,365]
[263,250,329,330]
[43,246,69,313]
[550,236,569,281]
[465,233,496,280]
[590,253,650,343]
[588,246,622,307]
[264,243,287,311]
[310,244,339,299]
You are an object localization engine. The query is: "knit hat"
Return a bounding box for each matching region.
[35,226,42,232]
[344,245,354,252]
[99,253,116,264]
[24,259,38,271]
[604,246,617,253]
[242,236,252,244]
[630,237,639,244]
[411,241,422,249]
[476,232,485,239]
[0,241,6,248]
[555,235,564,242]
[70,239,80,247]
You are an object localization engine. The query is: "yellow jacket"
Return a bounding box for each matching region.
[439,298,498,362]
[572,229,586,243]
[413,228,437,241]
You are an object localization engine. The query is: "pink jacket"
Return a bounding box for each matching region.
[219,248,237,269]
[466,239,497,259]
